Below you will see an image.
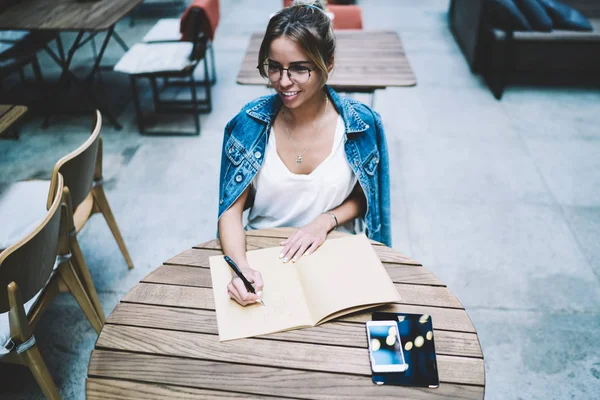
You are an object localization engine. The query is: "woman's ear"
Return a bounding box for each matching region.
[327,56,335,72]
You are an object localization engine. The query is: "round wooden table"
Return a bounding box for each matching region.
[86,228,485,399]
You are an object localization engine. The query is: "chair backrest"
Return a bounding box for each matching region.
[185,7,210,62]
[0,174,63,313]
[46,110,102,211]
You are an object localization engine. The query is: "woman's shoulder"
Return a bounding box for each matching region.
[226,94,277,130]
[341,96,381,124]
[333,94,383,136]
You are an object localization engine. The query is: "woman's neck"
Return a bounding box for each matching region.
[281,90,328,125]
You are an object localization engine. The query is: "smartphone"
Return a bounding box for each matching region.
[365,320,408,373]
[371,312,440,388]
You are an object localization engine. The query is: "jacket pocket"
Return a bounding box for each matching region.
[363,150,380,176]
[225,136,245,166]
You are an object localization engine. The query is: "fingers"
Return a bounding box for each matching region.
[279,231,299,260]
[248,270,264,291]
[282,237,323,263]
[282,240,303,263]
[293,241,311,262]
[228,278,260,306]
[304,239,322,256]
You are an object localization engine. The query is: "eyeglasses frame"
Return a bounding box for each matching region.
[257,62,315,84]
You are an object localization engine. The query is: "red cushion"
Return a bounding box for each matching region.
[329,5,363,30]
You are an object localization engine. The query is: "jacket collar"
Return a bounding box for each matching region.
[246,85,369,134]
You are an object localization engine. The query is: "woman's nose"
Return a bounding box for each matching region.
[279,70,293,87]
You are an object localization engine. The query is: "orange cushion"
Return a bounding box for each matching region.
[329,4,363,30]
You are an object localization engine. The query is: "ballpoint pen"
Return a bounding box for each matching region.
[223,255,266,306]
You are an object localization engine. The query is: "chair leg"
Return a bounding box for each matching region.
[91,185,134,269]
[59,261,103,334]
[70,236,106,323]
[209,44,217,86]
[130,76,144,133]
[20,343,61,400]
[190,74,200,136]
[150,77,160,112]
[203,55,212,113]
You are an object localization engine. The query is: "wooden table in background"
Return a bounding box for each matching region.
[0,105,27,138]
[86,228,484,399]
[237,30,417,95]
[0,0,143,130]
[0,0,141,31]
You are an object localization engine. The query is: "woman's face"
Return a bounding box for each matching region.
[267,36,327,109]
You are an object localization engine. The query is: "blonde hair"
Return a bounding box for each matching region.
[258,0,335,87]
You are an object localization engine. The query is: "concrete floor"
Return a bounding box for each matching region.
[1,0,599,399]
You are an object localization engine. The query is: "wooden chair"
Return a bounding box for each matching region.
[0,174,103,400]
[48,110,133,270]
[0,111,132,322]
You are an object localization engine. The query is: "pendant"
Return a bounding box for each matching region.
[296,155,303,164]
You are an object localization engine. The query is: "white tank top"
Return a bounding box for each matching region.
[247,116,357,233]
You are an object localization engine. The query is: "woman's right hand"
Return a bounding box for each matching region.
[227,267,264,306]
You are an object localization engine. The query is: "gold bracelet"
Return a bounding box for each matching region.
[323,211,338,230]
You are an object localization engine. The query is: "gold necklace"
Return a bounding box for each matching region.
[283,96,329,164]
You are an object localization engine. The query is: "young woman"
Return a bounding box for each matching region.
[218,0,391,306]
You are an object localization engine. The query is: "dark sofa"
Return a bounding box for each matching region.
[449,0,600,98]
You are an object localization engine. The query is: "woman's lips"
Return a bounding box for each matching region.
[280,90,300,100]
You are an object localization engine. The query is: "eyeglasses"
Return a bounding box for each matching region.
[258,62,314,84]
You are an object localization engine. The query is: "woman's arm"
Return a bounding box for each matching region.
[218,186,264,306]
[280,183,367,262]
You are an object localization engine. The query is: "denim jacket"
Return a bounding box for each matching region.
[218,85,392,246]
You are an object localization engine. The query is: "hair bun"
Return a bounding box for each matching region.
[292,0,326,11]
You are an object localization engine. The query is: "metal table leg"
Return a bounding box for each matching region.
[41,26,125,130]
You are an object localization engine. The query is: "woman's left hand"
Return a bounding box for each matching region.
[279,214,334,263]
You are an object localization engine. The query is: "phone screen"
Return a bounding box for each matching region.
[367,323,406,370]
[371,312,440,388]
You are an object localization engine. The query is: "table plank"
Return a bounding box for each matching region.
[95,325,485,386]
[123,282,463,310]
[147,262,443,287]
[0,0,143,31]
[237,31,417,88]
[165,248,223,267]
[194,237,422,266]
[109,301,477,336]
[338,304,477,333]
[89,351,484,400]
[107,303,483,358]
[87,378,267,400]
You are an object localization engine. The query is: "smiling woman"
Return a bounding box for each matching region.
[217,0,391,307]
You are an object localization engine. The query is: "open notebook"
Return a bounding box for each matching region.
[209,234,401,341]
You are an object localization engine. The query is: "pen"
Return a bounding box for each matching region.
[223,255,266,306]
